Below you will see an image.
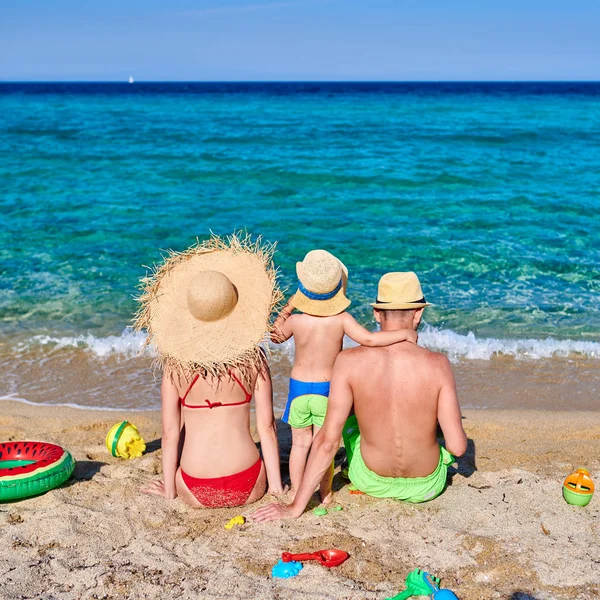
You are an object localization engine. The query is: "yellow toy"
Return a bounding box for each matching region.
[224,515,246,530]
[106,421,146,459]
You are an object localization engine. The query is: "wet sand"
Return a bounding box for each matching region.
[2,342,599,412]
[1,400,599,599]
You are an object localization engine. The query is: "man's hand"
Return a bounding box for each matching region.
[250,501,301,523]
[141,479,176,499]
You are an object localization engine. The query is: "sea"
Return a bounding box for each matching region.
[1,82,599,411]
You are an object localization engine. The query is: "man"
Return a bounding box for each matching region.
[252,272,467,522]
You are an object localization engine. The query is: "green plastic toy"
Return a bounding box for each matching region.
[387,569,441,600]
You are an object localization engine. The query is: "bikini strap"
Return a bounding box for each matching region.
[229,371,252,403]
[180,374,200,406]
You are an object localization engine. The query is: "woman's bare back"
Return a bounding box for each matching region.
[175,371,260,479]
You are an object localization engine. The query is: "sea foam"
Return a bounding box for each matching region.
[27,329,152,358]
[19,326,600,362]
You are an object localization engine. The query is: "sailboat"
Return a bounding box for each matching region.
[128,76,134,84]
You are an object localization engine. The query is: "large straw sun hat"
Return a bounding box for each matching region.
[292,250,350,317]
[370,272,431,310]
[134,233,282,382]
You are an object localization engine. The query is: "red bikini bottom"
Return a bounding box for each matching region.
[180,458,263,508]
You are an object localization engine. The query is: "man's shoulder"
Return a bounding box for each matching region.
[337,344,371,362]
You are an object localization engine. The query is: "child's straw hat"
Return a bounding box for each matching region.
[370,272,431,310]
[292,250,350,317]
[133,233,282,382]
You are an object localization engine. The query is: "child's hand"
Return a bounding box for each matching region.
[142,479,176,500]
[405,329,418,344]
[268,484,290,498]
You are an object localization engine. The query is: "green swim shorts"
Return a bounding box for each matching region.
[345,421,454,503]
[288,394,328,429]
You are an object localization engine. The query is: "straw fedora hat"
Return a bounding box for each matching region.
[292,250,351,317]
[370,272,431,310]
[133,233,282,381]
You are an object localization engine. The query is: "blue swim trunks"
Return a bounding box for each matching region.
[281,378,331,426]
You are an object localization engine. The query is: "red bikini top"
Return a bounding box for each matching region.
[179,372,252,409]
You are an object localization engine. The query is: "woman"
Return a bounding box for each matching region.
[135,234,285,507]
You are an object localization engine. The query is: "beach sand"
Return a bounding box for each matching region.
[1,400,599,599]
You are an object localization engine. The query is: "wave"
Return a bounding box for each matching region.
[23,329,152,359]
[14,326,600,362]
[418,325,600,361]
[0,393,154,412]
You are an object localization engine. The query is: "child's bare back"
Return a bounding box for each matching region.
[287,313,348,382]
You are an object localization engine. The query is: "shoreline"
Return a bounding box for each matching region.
[1,400,599,599]
[2,350,599,412]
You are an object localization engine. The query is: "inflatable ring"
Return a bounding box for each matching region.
[0,441,75,502]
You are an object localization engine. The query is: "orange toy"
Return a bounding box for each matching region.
[563,469,594,507]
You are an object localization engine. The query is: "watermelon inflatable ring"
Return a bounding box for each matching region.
[0,441,75,502]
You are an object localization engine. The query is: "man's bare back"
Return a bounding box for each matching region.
[341,342,461,478]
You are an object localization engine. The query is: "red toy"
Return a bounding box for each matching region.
[282,548,349,568]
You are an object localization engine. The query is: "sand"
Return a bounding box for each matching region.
[1,401,599,599]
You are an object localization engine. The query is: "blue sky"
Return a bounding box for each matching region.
[1,0,599,81]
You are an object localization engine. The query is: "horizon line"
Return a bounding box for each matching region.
[1,79,600,84]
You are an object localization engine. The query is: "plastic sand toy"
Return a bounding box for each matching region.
[387,569,440,600]
[106,421,146,459]
[282,548,349,568]
[563,468,594,507]
[272,559,303,579]
[387,569,459,600]
[224,515,245,529]
[333,505,343,511]
[423,571,459,599]
[313,507,328,516]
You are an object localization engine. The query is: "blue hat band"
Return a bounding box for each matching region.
[298,278,342,301]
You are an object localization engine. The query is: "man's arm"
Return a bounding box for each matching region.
[341,313,417,347]
[436,356,468,457]
[270,299,294,344]
[251,353,355,523]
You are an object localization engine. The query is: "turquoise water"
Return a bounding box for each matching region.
[1,83,599,364]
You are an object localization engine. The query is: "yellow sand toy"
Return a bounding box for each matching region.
[106,421,146,459]
[224,516,246,530]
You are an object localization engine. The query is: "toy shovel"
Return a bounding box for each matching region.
[281,548,349,568]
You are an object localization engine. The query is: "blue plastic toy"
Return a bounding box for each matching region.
[271,559,303,579]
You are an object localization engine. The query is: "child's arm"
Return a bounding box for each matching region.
[143,371,181,499]
[271,298,295,344]
[341,312,417,347]
[254,363,285,495]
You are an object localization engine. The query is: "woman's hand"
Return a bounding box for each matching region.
[142,479,176,500]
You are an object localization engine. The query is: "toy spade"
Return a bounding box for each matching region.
[281,548,349,568]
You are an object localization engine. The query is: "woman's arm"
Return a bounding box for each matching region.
[143,371,181,499]
[341,312,417,347]
[254,364,284,495]
[270,299,295,344]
